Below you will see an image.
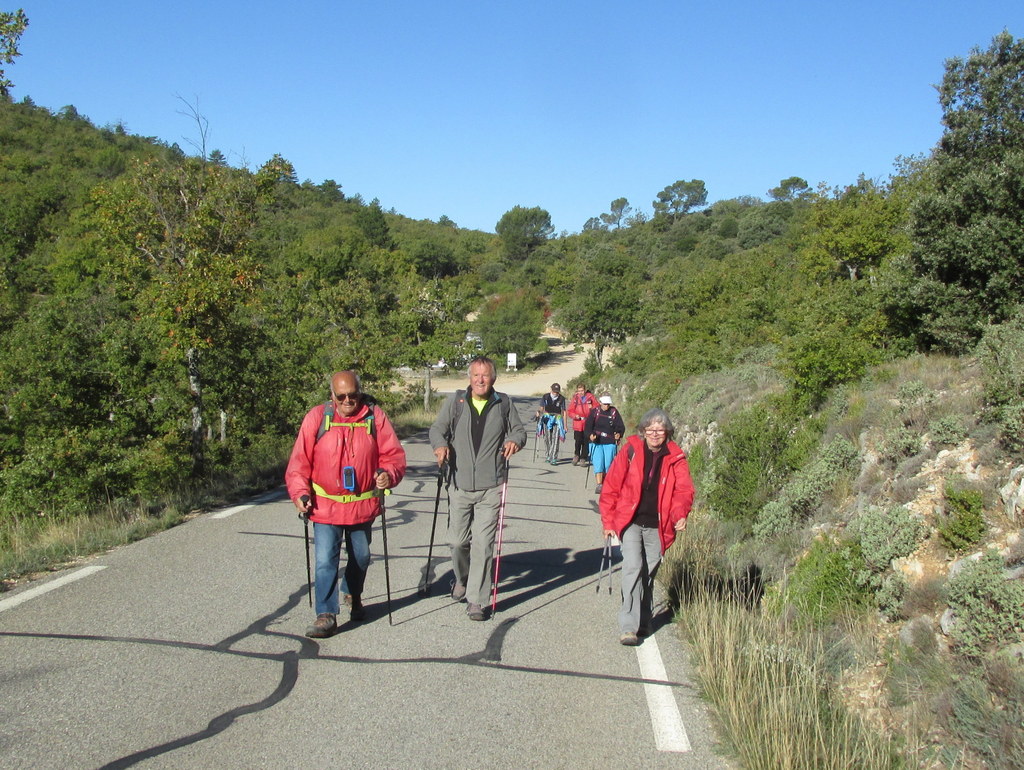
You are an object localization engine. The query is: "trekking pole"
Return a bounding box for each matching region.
[418,461,447,596]
[376,470,393,625]
[532,417,540,462]
[490,458,511,614]
[299,495,313,607]
[584,449,592,488]
[597,535,612,595]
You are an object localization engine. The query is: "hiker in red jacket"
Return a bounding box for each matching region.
[286,370,407,638]
[599,408,694,646]
[567,383,596,466]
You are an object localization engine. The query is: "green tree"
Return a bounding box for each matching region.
[0,8,27,98]
[354,198,393,250]
[94,156,263,472]
[799,177,909,281]
[906,31,1024,351]
[394,276,472,407]
[768,176,811,202]
[652,179,707,222]
[495,205,552,261]
[556,246,645,368]
[600,197,632,229]
[474,289,545,362]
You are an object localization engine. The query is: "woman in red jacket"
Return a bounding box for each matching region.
[599,408,694,646]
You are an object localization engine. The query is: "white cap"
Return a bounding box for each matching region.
[599,395,613,405]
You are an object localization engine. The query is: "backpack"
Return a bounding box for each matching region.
[315,396,378,443]
[449,389,512,435]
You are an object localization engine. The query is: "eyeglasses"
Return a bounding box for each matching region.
[644,428,666,435]
[333,391,360,402]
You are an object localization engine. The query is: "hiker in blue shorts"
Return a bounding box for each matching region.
[584,394,624,494]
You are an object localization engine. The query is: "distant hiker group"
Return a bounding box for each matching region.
[285,357,693,647]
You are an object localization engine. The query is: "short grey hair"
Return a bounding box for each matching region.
[468,355,497,378]
[637,408,675,439]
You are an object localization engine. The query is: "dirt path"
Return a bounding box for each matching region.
[418,339,590,397]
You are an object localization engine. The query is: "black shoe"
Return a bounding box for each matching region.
[348,595,367,622]
[305,613,337,638]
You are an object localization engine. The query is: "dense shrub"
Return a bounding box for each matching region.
[945,550,1024,657]
[852,505,929,572]
[876,572,908,621]
[752,435,858,539]
[777,538,874,624]
[978,315,1024,455]
[928,415,966,446]
[706,401,821,525]
[880,425,922,463]
[938,486,986,552]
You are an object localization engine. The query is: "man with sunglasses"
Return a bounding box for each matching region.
[286,370,407,638]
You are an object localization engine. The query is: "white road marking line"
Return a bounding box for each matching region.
[210,504,252,519]
[636,635,692,752]
[0,566,107,614]
[210,490,286,519]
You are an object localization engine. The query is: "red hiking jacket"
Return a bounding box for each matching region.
[285,401,407,526]
[599,434,694,554]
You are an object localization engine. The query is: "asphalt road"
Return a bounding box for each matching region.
[0,395,733,769]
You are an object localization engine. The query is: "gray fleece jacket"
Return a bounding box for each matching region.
[429,389,526,492]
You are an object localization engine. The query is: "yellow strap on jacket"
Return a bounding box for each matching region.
[312,482,391,504]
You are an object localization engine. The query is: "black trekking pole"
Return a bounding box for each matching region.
[532,417,540,462]
[490,459,511,614]
[376,470,393,625]
[418,461,447,596]
[584,446,592,488]
[299,495,312,607]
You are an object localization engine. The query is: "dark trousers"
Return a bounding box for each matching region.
[573,430,588,460]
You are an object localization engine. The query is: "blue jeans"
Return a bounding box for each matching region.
[313,522,372,615]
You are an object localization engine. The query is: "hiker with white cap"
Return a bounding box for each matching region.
[584,393,625,494]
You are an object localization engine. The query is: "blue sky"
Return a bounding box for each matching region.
[9,1,1024,233]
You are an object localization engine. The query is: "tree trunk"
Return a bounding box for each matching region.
[423,366,432,411]
[220,410,227,442]
[187,346,204,473]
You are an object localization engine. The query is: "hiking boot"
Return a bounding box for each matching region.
[451,581,467,602]
[467,603,486,621]
[594,483,603,494]
[619,631,639,646]
[348,595,367,622]
[305,613,337,638]
[572,456,579,466]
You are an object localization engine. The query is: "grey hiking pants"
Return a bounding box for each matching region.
[618,523,662,634]
[448,485,502,606]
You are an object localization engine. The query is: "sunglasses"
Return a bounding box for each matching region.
[333,391,360,402]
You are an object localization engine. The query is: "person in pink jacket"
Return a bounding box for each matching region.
[566,383,596,466]
[286,370,407,638]
[599,408,694,646]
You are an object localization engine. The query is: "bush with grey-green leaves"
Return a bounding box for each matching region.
[945,549,1024,657]
[752,435,859,539]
